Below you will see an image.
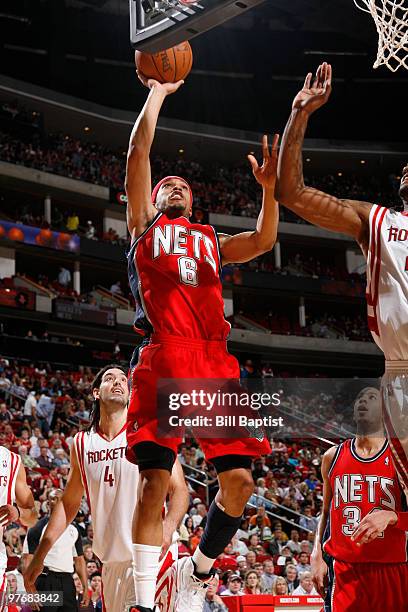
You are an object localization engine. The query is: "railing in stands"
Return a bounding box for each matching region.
[95,285,131,309]
[181,464,316,532]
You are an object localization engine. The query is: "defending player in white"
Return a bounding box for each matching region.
[0,445,37,610]
[277,62,408,523]
[23,365,189,611]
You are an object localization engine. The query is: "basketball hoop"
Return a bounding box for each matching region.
[353,0,408,71]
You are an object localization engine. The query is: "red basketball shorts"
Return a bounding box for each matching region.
[327,558,408,612]
[126,333,271,462]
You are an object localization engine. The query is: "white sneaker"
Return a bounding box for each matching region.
[174,557,212,612]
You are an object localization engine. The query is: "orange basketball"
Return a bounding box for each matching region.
[135,41,193,84]
[8,227,24,242]
[0,225,5,239]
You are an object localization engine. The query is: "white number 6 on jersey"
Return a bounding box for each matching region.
[178,256,198,286]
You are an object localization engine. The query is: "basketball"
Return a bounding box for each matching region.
[135,41,193,84]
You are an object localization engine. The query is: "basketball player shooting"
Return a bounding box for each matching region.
[125,77,278,611]
[23,365,189,612]
[276,62,408,534]
[312,387,408,612]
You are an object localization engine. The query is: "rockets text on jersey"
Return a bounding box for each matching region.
[127,212,230,340]
[323,439,408,563]
[75,426,139,563]
[367,205,408,360]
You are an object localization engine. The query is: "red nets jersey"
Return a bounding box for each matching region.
[323,438,408,563]
[127,212,230,340]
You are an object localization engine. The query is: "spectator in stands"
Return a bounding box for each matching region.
[247,534,261,553]
[235,517,251,541]
[245,551,257,569]
[236,556,248,577]
[243,570,261,595]
[259,559,276,593]
[0,402,13,422]
[0,371,11,391]
[220,574,244,597]
[189,526,203,553]
[287,529,301,555]
[191,502,207,528]
[86,560,99,580]
[292,571,318,596]
[37,446,55,470]
[57,267,72,288]
[53,448,69,467]
[299,506,318,533]
[296,552,311,573]
[109,280,122,295]
[18,445,39,469]
[266,527,286,557]
[35,394,55,436]
[89,572,102,608]
[249,505,271,529]
[66,212,79,233]
[230,535,248,557]
[23,391,40,419]
[272,576,289,596]
[284,564,299,594]
[85,221,96,240]
[204,579,228,612]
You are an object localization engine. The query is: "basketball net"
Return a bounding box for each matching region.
[353,0,408,71]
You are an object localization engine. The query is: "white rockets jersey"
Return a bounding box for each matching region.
[0,447,20,569]
[74,426,138,563]
[367,205,408,360]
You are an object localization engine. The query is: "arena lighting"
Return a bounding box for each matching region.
[130,0,266,52]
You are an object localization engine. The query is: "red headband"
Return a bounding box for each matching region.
[151,176,193,209]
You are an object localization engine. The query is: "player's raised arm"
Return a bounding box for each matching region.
[219,134,279,264]
[311,445,337,598]
[125,79,184,241]
[23,441,85,593]
[276,63,372,253]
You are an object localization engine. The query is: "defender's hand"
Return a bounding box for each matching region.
[351,509,397,544]
[311,554,328,598]
[248,134,279,190]
[24,557,44,610]
[292,63,332,115]
[0,504,19,527]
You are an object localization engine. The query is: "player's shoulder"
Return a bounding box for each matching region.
[322,443,344,475]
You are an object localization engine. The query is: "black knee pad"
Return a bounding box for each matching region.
[132,441,176,472]
[210,454,252,474]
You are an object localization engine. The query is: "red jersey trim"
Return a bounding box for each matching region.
[328,444,342,477]
[129,212,163,249]
[75,432,92,513]
[368,205,381,300]
[95,423,127,443]
[372,207,387,307]
[7,452,17,505]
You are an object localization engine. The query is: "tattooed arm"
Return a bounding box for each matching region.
[276,63,372,254]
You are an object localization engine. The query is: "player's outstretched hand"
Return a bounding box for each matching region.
[0,504,19,527]
[248,134,279,190]
[292,62,332,115]
[351,509,398,545]
[311,554,328,598]
[23,557,44,610]
[137,72,184,95]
